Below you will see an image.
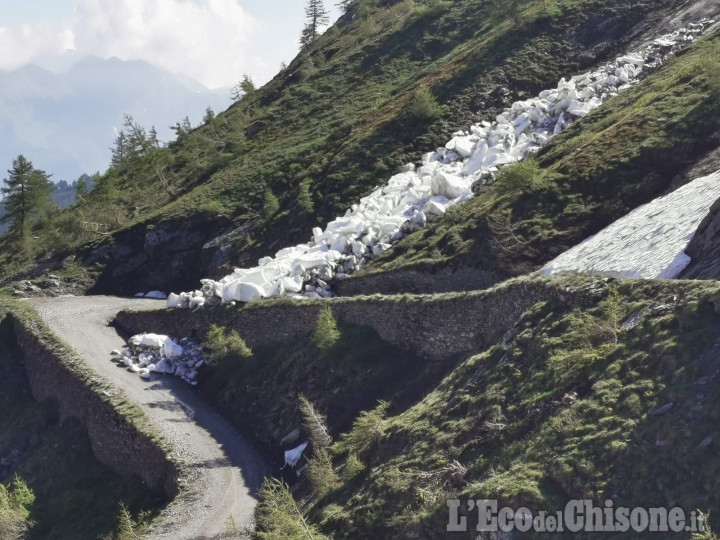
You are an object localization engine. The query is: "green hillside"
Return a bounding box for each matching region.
[247,277,720,539]
[360,29,720,289]
[2,1,720,538]
[0,0,698,295]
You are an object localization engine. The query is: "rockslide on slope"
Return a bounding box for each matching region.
[164,17,716,309]
[28,296,270,540]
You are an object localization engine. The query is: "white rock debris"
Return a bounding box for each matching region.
[111,334,207,385]
[541,170,720,279]
[144,291,168,300]
[283,442,309,469]
[167,19,715,308]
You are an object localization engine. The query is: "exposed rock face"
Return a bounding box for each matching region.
[681,196,720,280]
[83,218,229,296]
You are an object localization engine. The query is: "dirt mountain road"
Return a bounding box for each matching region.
[29,296,271,540]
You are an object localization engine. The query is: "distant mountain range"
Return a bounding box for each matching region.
[0,56,231,183]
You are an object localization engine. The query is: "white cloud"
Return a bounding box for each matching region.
[0,20,75,72]
[0,0,261,88]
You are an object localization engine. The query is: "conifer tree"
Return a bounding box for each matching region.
[298,394,333,449]
[203,107,215,124]
[0,155,55,237]
[149,126,160,147]
[231,74,256,102]
[110,131,128,168]
[300,0,330,48]
[75,177,88,199]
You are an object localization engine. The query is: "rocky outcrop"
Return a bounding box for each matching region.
[116,276,607,361]
[681,196,720,280]
[9,312,179,498]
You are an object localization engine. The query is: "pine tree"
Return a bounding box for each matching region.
[297,177,315,214]
[0,155,55,237]
[203,107,215,124]
[313,306,340,350]
[123,114,149,156]
[231,74,256,102]
[149,126,160,147]
[111,131,128,168]
[75,177,88,199]
[298,395,333,449]
[263,189,280,220]
[300,0,330,48]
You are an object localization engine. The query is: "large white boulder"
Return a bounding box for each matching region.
[431,170,472,199]
[140,333,167,348]
[423,199,448,217]
[154,359,175,374]
[164,339,184,359]
[280,275,304,293]
[224,281,267,303]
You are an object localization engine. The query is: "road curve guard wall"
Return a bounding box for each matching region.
[9,309,179,499]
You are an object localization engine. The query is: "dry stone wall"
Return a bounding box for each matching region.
[116,277,604,360]
[10,314,178,498]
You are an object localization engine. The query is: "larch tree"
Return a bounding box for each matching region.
[0,155,55,237]
[300,0,330,48]
[110,131,128,168]
[75,177,88,199]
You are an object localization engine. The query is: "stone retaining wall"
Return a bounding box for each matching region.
[10,313,179,498]
[116,276,604,360]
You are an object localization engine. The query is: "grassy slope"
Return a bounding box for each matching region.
[0,0,686,292]
[364,29,720,282]
[0,309,161,539]
[198,318,455,452]
[297,277,720,538]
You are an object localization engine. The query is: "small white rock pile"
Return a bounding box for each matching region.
[111,334,206,385]
[166,19,715,308]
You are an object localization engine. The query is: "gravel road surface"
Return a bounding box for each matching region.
[29,296,271,539]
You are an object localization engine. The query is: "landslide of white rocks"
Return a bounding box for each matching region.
[167,18,716,309]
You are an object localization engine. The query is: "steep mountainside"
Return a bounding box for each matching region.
[2,0,714,295]
[114,275,720,538]
[344,18,720,293]
[4,2,720,539]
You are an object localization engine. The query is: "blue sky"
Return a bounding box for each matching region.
[0,0,340,88]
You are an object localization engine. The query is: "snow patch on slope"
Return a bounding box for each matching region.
[541,171,720,279]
